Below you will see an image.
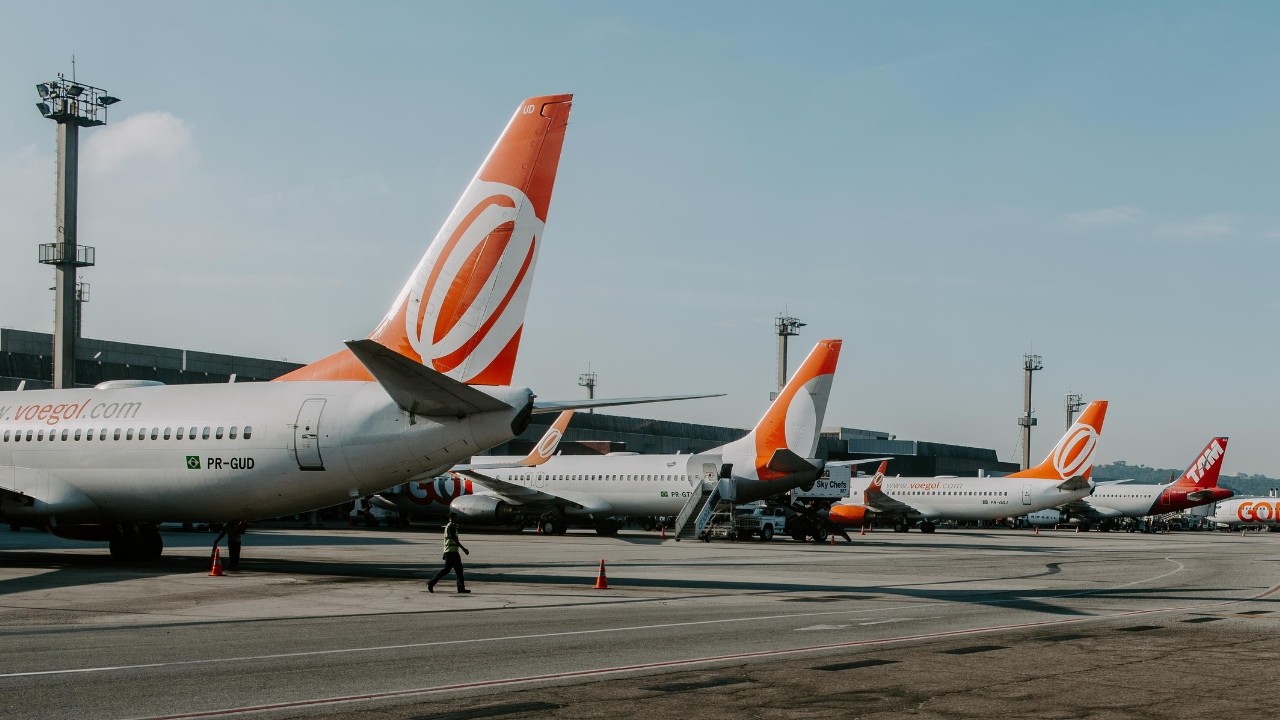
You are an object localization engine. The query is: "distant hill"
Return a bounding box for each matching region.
[1093,461,1280,498]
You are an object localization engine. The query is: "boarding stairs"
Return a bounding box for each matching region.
[673,478,735,541]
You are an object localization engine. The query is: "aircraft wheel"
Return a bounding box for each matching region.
[109,535,129,560]
[791,531,805,542]
[139,528,163,561]
[921,522,936,534]
[760,525,774,542]
[541,517,562,536]
[595,521,619,537]
[894,521,909,533]
[813,528,829,544]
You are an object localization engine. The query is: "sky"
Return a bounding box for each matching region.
[1,2,1277,476]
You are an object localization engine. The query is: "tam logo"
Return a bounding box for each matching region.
[1186,440,1225,484]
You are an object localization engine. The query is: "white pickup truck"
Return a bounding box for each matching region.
[734,505,788,541]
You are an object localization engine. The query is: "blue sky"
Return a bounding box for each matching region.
[1,2,1277,475]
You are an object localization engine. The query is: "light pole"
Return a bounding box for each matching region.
[1018,354,1043,470]
[1065,393,1086,431]
[775,312,805,396]
[35,72,119,389]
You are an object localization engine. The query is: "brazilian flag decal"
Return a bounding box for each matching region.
[186,456,201,470]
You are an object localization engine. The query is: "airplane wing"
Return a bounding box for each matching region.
[454,470,611,514]
[862,481,917,516]
[1055,476,1092,493]
[0,486,35,507]
[532,393,722,413]
[1057,499,1105,521]
[346,339,511,417]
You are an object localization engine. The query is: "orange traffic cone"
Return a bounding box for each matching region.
[859,525,866,536]
[209,547,225,576]
[660,525,666,540]
[593,558,609,590]
[828,533,836,545]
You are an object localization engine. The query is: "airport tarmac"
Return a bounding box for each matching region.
[1,525,1277,719]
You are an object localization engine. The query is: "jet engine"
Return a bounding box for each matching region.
[449,495,519,524]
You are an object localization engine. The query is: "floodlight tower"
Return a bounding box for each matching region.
[34,72,120,388]
[1018,354,1043,470]
[1065,392,1086,431]
[775,312,805,395]
[578,367,597,413]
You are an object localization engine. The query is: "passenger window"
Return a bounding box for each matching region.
[229,426,238,440]
[202,427,211,440]
[243,426,253,440]
[189,426,197,439]
[138,428,146,441]
[25,430,33,441]
[60,429,68,441]
[99,429,106,441]
[126,429,134,440]
[176,427,185,440]
[38,430,45,441]
[151,428,159,440]
[74,429,82,441]
[164,428,171,440]
[216,427,224,440]
[2,430,8,442]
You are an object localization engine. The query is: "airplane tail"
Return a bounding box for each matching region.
[718,339,841,482]
[1009,400,1108,481]
[1172,437,1229,489]
[278,94,574,385]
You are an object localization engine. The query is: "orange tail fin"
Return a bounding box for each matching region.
[1010,400,1108,480]
[278,94,574,385]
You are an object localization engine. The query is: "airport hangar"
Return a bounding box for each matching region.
[0,327,1020,481]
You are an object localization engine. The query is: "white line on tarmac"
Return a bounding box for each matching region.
[131,580,1280,720]
[0,557,1191,680]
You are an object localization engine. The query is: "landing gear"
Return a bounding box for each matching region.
[539,516,568,536]
[920,521,936,534]
[893,520,910,533]
[595,519,620,537]
[109,523,163,562]
[812,527,829,544]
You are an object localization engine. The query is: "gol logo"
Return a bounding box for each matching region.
[406,475,474,508]
[405,180,543,381]
[1237,501,1279,523]
[1053,424,1098,479]
[533,427,563,461]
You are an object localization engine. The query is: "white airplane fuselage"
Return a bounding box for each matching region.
[0,382,531,525]
[861,476,1092,521]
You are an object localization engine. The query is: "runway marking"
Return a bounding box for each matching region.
[0,557,1193,681]
[126,580,1280,720]
[859,617,915,626]
[796,624,850,631]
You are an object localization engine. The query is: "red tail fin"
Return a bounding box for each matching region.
[1172,437,1228,488]
[278,94,573,385]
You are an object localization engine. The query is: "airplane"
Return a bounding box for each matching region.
[424,339,845,535]
[828,400,1109,533]
[1026,437,1232,531]
[1206,494,1280,528]
[0,93,709,561]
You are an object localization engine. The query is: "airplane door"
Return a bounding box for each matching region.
[293,398,326,471]
[1022,483,1032,505]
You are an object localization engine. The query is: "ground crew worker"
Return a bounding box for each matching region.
[427,512,470,593]
[227,521,249,568]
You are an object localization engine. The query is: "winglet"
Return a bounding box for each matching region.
[516,410,574,467]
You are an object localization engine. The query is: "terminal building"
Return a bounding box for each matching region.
[1,327,1020,477]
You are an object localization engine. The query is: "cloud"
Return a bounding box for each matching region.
[82,111,196,177]
[1156,215,1234,241]
[1063,205,1143,228]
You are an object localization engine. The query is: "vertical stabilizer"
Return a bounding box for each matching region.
[1172,437,1229,489]
[1010,400,1108,481]
[279,94,574,385]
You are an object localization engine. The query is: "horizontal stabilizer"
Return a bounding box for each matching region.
[826,457,894,468]
[1056,475,1092,493]
[766,448,818,474]
[533,393,722,414]
[345,340,512,417]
